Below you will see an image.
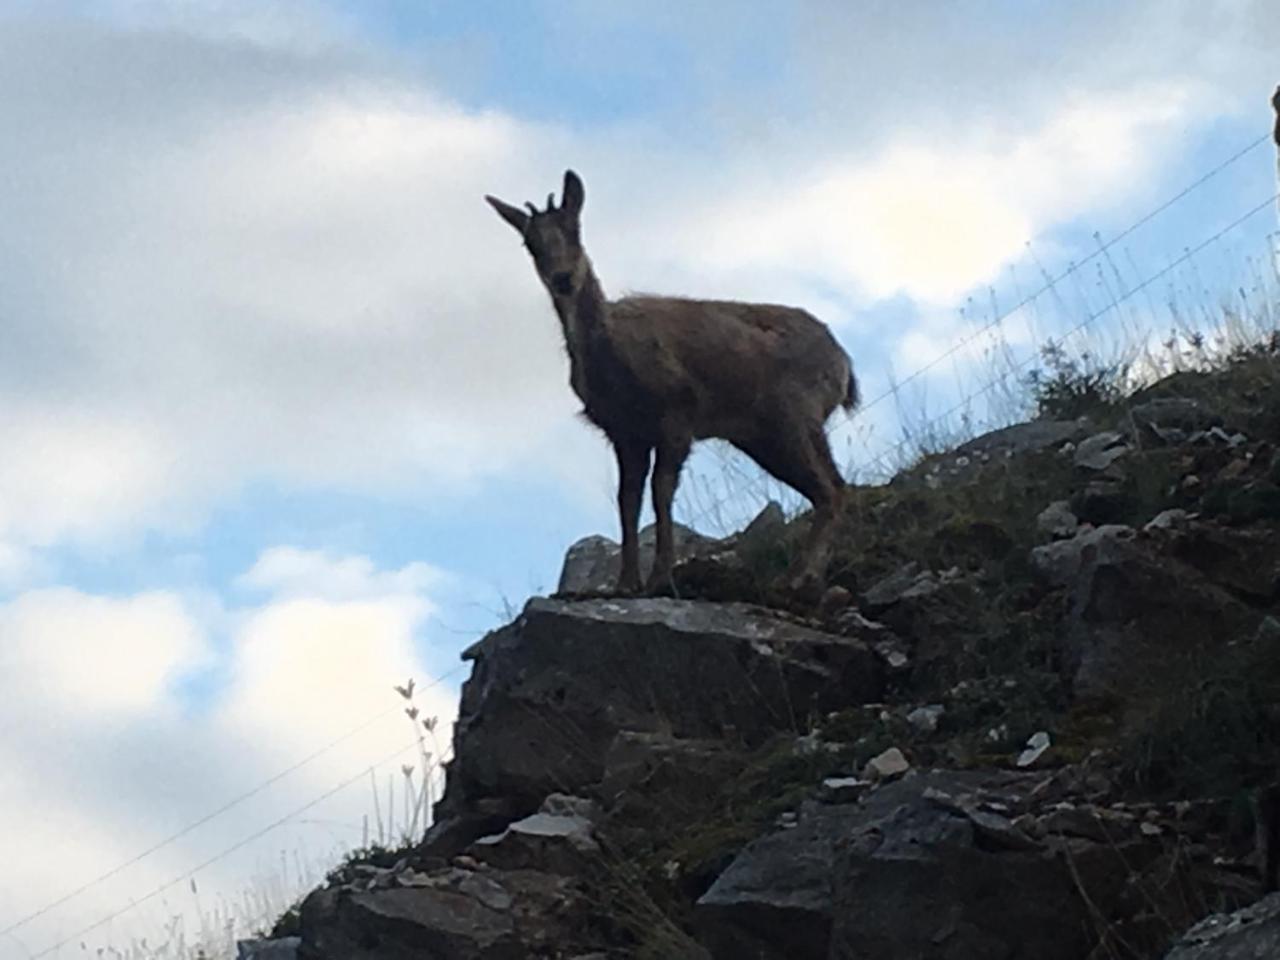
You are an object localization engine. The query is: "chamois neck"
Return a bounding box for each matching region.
[553,257,608,355]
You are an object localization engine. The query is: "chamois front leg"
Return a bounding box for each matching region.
[646,434,692,596]
[614,439,651,595]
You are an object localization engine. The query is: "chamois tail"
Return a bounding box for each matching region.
[842,368,860,412]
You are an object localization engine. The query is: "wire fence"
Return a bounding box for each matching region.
[13,123,1280,960]
[4,661,470,958]
[677,129,1280,534]
[28,738,425,960]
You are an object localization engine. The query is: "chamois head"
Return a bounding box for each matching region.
[485,170,587,301]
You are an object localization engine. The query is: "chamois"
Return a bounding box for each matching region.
[486,170,858,595]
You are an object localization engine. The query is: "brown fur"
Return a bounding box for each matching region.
[1273,85,1280,148]
[486,170,858,595]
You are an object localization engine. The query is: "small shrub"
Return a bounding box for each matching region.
[1025,340,1129,421]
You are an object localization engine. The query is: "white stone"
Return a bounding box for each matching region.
[906,704,945,733]
[1016,731,1052,768]
[863,746,911,781]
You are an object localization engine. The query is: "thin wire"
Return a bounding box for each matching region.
[0,661,469,939]
[862,191,1280,476]
[854,131,1273,417]
[680,131,1274,528]
[30,738,423,959]
[16,129,1272,954]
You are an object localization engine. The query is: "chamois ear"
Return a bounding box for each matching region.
[485,194,531,235]
[561,170,585,220]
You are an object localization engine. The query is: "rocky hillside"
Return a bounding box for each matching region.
[291,349,1280,959]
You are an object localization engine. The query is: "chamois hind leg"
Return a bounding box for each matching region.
[614,438,652,595]
[794,425,846,588]
[737,422,844,594]
[646,432,692,596]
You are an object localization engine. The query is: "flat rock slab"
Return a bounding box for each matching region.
[436,598,883,837]
[1165,892,1280,959]
[444,598,883,804]
[300,867,590,960]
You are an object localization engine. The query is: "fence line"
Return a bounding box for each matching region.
[858,190,1280,477]
[679,131,1278,529]
[854,131,1273,419]
[2,661,469,943]
[29,738,425,959]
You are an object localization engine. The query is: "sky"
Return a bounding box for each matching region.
[1,1,1279,956]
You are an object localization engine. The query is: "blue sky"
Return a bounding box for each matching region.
[1,0,1279,956]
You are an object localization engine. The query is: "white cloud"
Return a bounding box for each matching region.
[0,548,455,959]
[0,588,206,716]
[237,546,445,602]
[0,4,1274,553]
[0,20,580,550]
[678,83,1197,306]
[0,540,40,590]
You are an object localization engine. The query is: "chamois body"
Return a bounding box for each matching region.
[486,171,857,594]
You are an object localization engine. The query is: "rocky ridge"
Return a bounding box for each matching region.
[289,358,1280,959]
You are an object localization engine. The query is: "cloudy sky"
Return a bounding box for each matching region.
[1,1,1278,956]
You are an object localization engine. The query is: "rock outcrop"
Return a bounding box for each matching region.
[297,360,1280,959]
[1165,893,1280,959]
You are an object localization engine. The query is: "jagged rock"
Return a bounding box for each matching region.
[1016,731,1052,768]
[237,938,299,959]
[1129,398,1223,437]
[1072,475,1136,524]
[1075,430,1130,470]
[556,522,724,594]
[299,866,599,960]
[1145,508,1195,532]
[921,785,1040,852]
[1031,521,1257,698]
[1037,500,1080,538]
[470,794,599,874]
[819,776,871,804]
[1165,892,1280,959]
[826,771,1160,960]
[1037,802,1137,844]
[956,420,1088,459]
[902,420,1088,488]
[1030,524,1136,588]
[734,500,787,559]
[432,597,883,851]
[1206,426,1247,447]
[419,796,527,862]
[862,562,965,610]
[863,746,910,780]
[906,704,944,734]
[1153,517,1280,602]
[698,769,1174,960]
[696,801,866,960]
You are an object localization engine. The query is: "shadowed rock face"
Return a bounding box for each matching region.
[298,376,1280,960]
[430,596,883,851]
[695,768,1144,960]
[1164,892,1280,959]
